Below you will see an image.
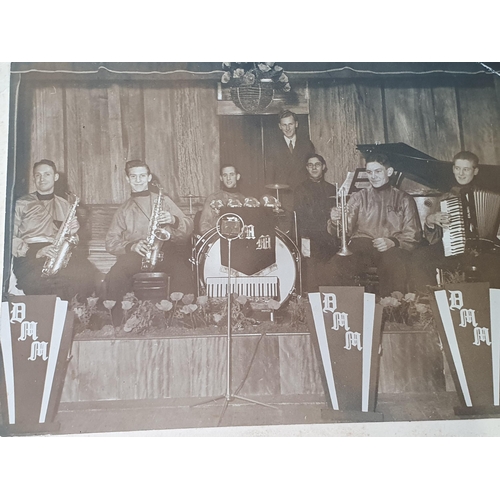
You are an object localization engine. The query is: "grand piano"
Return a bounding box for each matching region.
[356,142,500,193]
[355,143,500,237]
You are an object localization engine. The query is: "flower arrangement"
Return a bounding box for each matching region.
[379,291,433,327]
[221,62,291,92]
[71,291,268,336]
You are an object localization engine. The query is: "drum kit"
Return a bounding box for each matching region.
[263,183,289,214]
[191,182,304,309]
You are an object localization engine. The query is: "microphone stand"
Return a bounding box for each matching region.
[191,213,277,426]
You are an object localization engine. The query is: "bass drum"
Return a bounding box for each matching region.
[194,227,301,306]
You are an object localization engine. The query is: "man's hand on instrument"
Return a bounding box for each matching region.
[131,240,149,257]
[36,244,58,259]
[158,210,175,225]
[372,237,395,252]
[68,217,80,235]
[330,207,341,223]
[426,211,450,228]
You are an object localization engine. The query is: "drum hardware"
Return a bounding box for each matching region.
[265,183,289,214]
[181,193,200,215]
[190,213,277,424]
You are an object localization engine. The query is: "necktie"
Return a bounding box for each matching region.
[288,140,294,153]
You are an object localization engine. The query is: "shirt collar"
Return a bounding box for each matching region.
[131,190,150,198]
[36,192,54,201]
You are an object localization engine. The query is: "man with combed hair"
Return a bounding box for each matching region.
[410,151,500,291]
[293,154,338,291]
[198,164,246,234]
[104,160,194,302]
[265,110,315,231]
[326,153,422,296]
[12,160,96,300]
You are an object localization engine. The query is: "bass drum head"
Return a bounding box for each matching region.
[197,228,299,306]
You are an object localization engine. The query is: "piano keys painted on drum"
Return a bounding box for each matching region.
[206,276,278,299]
[440,188,500,256]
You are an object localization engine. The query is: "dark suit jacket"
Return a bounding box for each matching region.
[265,133,315,191]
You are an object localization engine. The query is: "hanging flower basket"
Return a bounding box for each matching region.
[230,79,274,113]
[221,63,291,114]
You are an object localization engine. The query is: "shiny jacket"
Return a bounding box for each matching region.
[346,184,422,251]
[106,192,192,255]
[13,193,73,258]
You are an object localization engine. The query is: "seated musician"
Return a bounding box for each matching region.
[410,151,500,291]
[293,154,338,292]
[12,160,96,300]
[324,153,422,297]
[198,164,246,234]
[104,160,194,308]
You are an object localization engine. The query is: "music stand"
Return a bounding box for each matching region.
[191,213,277,425]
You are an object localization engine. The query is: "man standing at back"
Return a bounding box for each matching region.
[266,110,315,195]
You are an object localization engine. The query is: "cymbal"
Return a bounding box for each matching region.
[265,183,290,190]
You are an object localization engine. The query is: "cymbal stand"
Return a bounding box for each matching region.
[190,213,277,426]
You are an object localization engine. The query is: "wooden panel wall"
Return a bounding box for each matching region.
[309,78,500,186]
[26,82,219,204]
[384,86,462,161]
[458,83,500,164]
[308,81,385,186]
[23,75,500,207]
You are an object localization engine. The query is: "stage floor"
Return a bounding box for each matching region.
[48,391,471,435]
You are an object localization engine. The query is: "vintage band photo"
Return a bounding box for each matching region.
[1,62,500,436]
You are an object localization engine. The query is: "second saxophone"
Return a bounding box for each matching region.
[141,182,171,271]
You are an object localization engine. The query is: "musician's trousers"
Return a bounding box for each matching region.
[409,243,500,292]
[13,243,97,301]
[104,244,195,301]
[321,237,409,297]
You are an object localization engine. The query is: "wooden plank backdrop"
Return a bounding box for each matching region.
[308,81,385,186]
[27,82,219,205]
[458,83,500,164]
[384,86,462,161]
[22,76,500,206]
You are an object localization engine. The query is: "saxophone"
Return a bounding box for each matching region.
[41,193,80,277]
[141,182,171,271]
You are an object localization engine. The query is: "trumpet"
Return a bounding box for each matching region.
[335,186,352,257]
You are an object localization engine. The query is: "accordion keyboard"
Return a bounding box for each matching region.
[441,197,466,256]
[205,276,278,298]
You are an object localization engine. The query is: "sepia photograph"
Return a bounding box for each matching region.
[1,60,500,442]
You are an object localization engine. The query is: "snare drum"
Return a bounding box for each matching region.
[194,227,301,306]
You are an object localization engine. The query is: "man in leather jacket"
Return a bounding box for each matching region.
[325,153,422,296]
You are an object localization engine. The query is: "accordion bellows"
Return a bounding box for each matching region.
[441,188,500,256]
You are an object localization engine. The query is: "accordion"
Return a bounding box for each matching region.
[441,188,500,256]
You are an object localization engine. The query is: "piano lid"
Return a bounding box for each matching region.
[356,142,500,194]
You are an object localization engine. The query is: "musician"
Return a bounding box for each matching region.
[198,164,246,234]
[104,160,194,304]
[293,154,338,291]
[12,160,96,300]
[265,110,315,230]
[410,151,500,291]
[325,153,422,297]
